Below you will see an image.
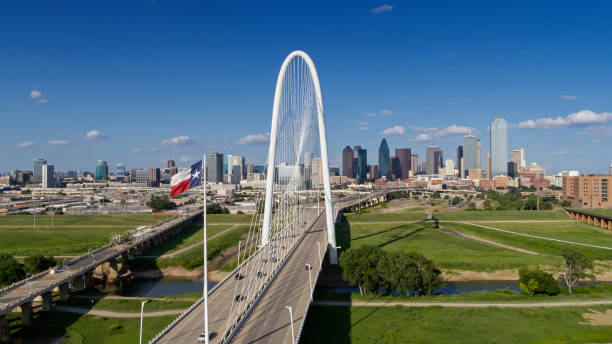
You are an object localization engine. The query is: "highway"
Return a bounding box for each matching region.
[155,207,321,344]
[0,211,201,316]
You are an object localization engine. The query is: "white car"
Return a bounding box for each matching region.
[198,331,209,343]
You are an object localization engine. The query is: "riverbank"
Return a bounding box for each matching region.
[133,265,230,282]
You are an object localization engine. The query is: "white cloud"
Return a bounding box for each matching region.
[513,110,612,129]
[561,95,578,100]
[358,121,368,126]
[30,90,42,99]
[380,109,392,115]
[592,139,602,143]
[16,141,35,148]
[372,4,393,14]
[131,147,142,152]
[381,125,405,136]
[364,112,376,118]
[236,133,270,145]
[358,126,370,131]
[30,90,48,103]
[408,125,439,132]
[47,139,70,146]
[437,125,477,137]
[414,133,432,142]
[85,130,109,140]
[161,135,195,146]
[179,156,191,162]
[408,124,476,142]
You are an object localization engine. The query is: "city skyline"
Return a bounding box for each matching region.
[2,2,612,174]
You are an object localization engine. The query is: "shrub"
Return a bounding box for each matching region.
[518,267,560,296]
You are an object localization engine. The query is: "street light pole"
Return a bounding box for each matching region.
[202,155,209,344]
[139,300,148,344]
[237,240,242,268]
[285,306,295,344]
[305,264,313,302]
[316,242,322,271]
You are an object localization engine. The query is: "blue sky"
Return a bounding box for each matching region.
[1,1,611,174]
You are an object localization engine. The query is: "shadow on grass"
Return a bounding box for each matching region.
[8,288,100,343]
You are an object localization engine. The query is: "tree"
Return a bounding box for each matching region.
[467,202,477,211]
[377,252,420,295]
[23,255,56,275]
[560,248,594,295]
[147,196,175,212]
[0,254,25,287]
[518,267,559,296]
[339,246,385,295]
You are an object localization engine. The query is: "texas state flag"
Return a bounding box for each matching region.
[169,160,203,197]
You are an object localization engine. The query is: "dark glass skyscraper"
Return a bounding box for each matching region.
[33,158,47,183]
[342,146,354,178]
[95,160,108,181]
[395,148,412,180]
[456,145,463,177]
[354,146,367,184]
[378,139,391,179]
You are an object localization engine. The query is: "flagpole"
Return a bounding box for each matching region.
[203,154,209,344]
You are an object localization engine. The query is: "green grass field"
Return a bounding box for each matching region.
[344,209,427,223]
[8,311,174,343]
[66,297,193,312]
[340,220,560,271]
[578,208,612,217]
[433,210,569,221]
[301,305,612,344]
[443,222,612,262]
[0,214,174,256]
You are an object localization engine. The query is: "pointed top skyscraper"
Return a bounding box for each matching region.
[378,138,391,179]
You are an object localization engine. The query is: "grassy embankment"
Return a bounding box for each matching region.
[301,305,612,344]
[0,214,174,256]
[578,208,612,217]
[135,214,254,271]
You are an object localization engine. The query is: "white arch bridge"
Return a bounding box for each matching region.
[151,51,389,344]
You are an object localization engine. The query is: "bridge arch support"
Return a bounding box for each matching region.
[261,50,338,264]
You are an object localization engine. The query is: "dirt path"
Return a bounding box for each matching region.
[54,305,184,318]
[439,226,541,255]
[463,222,612,251]
[313,300,612,308]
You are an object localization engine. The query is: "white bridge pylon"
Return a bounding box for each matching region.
[261,50,338,264]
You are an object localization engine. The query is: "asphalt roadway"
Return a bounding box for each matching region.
[155,209,321,344]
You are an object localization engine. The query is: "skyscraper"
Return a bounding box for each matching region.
[410,154,418,176]
[426,146,442,175]
[167,160,176,168]
[378,139,391,179]
[456,146,463,178]
[433,150,443,174]
[342,146,354,178]
[476,139,482,170]
[148,168,160,187]
[395,148,412,180]
[206,153,224,183]
[462,134,479,177]
[33,158,47,183]
[228,155,246,181]
[511,148,526,169]
[490,116,508,177]
[42,164,55,188]
[95,160,108,181]
[116,163,126,182]
[354,146,367,183]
